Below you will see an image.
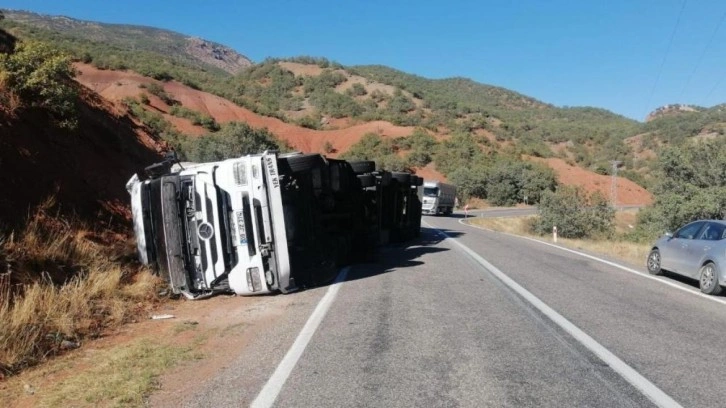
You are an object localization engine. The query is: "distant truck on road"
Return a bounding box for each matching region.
[421,180,456,215]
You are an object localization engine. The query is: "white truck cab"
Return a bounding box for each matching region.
[421,180,457,215]
[126,151,292,298]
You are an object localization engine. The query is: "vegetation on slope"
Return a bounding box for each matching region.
[0,38,77,127]
[0,12,235,96]
[634,138,726,238]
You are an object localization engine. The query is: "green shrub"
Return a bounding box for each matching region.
[308,89,363,118]
[296,115,321,129]
[346,82,367,96]
[168,105,220,131]
[531,186,614,239]
[635,139,726,237]
[0,40,77,128]
[178,122,289,162]
[145,82,177,105]
[406,149,431,167]
[341,132,395,161]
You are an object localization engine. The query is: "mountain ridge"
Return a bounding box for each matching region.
[1,9,724,195]
[1,9,252,75]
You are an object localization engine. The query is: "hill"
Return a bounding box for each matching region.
[1,9,251,75]
[0,10,662,206]
[0,11,641,169]
[0,39,164,227]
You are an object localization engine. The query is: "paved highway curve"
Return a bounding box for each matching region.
[174,210,726,407]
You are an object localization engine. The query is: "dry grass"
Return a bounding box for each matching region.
[37,340,193,408]
[467,212,650,267]
[0,198,163,377]
[0,73,22,117]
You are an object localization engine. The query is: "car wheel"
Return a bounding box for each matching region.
[646,249,662,275]
[699,262,723,295]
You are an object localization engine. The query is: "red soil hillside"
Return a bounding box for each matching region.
[533,158,653,206]
[72,65,653,207]
[74,64,416,155]
[0,85,165,227]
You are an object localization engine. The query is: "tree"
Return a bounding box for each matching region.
[634,139,726,237]
[179,122,288,162]
[387,89,415,113]
[532,186,614,239]
[448,164,489,202]
[434,131,481,174]
[0,40,77,127]
[341,132,395,161]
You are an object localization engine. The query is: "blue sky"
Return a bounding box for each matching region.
[3,0,726,121]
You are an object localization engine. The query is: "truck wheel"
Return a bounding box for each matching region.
[379,171,392,187]
[392,172,411,184]
[357,174,375,188]
[283,154,326,173]
[349,161,376,174]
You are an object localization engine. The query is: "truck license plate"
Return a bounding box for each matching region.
[236,211,247,244]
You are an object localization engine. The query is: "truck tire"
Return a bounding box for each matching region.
[282,154,326,173]
[391,172,411,184]
[357,174,375,188]
[379,171,392,187]
[349,161,376,174]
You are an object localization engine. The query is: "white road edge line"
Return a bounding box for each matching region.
[251,267,350,408]
[425,221,683,408]
[459,218,726,307]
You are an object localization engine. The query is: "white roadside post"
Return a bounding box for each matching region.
[553,225,558,243]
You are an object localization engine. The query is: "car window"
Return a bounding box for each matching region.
[698,223,726,241]
[674,222,705,240]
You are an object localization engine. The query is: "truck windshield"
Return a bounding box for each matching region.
[423,187,439,197]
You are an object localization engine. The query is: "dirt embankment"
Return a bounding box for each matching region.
[534,158,653,206]
[0,85,165,228]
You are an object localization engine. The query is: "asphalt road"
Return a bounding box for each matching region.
[173,210,726,407]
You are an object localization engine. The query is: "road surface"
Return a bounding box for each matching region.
[165,210,726,408]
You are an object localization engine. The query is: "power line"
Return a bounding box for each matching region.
[705,73,726,102]
[679,9,726,101]
[646,0,687,115]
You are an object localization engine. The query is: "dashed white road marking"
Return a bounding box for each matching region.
[425,220,683,408]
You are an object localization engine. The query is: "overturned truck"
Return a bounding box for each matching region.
[126,151,422,299]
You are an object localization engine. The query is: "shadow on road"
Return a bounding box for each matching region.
[319,227,455,286]
[660,271,726,297]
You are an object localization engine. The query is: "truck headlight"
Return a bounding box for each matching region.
[234,162,247,186]
[246,267,261,292]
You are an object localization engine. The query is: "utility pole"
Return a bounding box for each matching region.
[610,160,622,208]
